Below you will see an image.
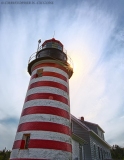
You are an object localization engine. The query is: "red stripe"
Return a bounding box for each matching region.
[32,63,68,73]
[12,140,22,149]
[17,122,71,135]
[20,140,25,149]
[13,140,72,152]
[12,140,25,150]
[21,106,70,119]
[25,93,69,105]
[28,81,68,93]
[31,71,67,82]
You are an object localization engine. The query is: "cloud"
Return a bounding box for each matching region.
[0,117,18,149]
[0,117,19,126]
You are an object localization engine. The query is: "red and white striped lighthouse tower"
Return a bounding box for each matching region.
[10,38,73,160]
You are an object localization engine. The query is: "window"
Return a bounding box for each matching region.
[93,144,96,159]
[103,150,105,159]
[98,146,100,159]
[20,134,30,149]
[71,122,73,132]
[42,42,63,51]
[79,144,82,160]
[108,152,111,158]
[100,148,103,160]
[36,69,43,77]
[25,135,30,149]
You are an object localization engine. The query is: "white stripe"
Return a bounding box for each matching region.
[23,99,70,113]
[31,66,68,79]
[26,87,69,99]
[19,114,70,127]
[15,131,71,144]
[10,149,72,159]
[30,76,68,88]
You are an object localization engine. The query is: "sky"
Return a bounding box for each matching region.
[0,0,124,150]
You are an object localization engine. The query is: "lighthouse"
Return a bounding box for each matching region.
[10,38,73,160]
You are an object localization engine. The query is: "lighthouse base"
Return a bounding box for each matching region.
[10,148,72,160]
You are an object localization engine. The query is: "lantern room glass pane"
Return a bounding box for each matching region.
[42,42,62,51]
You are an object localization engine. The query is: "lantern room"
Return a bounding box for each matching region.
[28,38,73,78]
[36,38,67,62]
[42,38,63,51]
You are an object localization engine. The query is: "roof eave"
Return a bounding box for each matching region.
[89,130,111,148]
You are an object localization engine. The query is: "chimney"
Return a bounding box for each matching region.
[81,116,84,121]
